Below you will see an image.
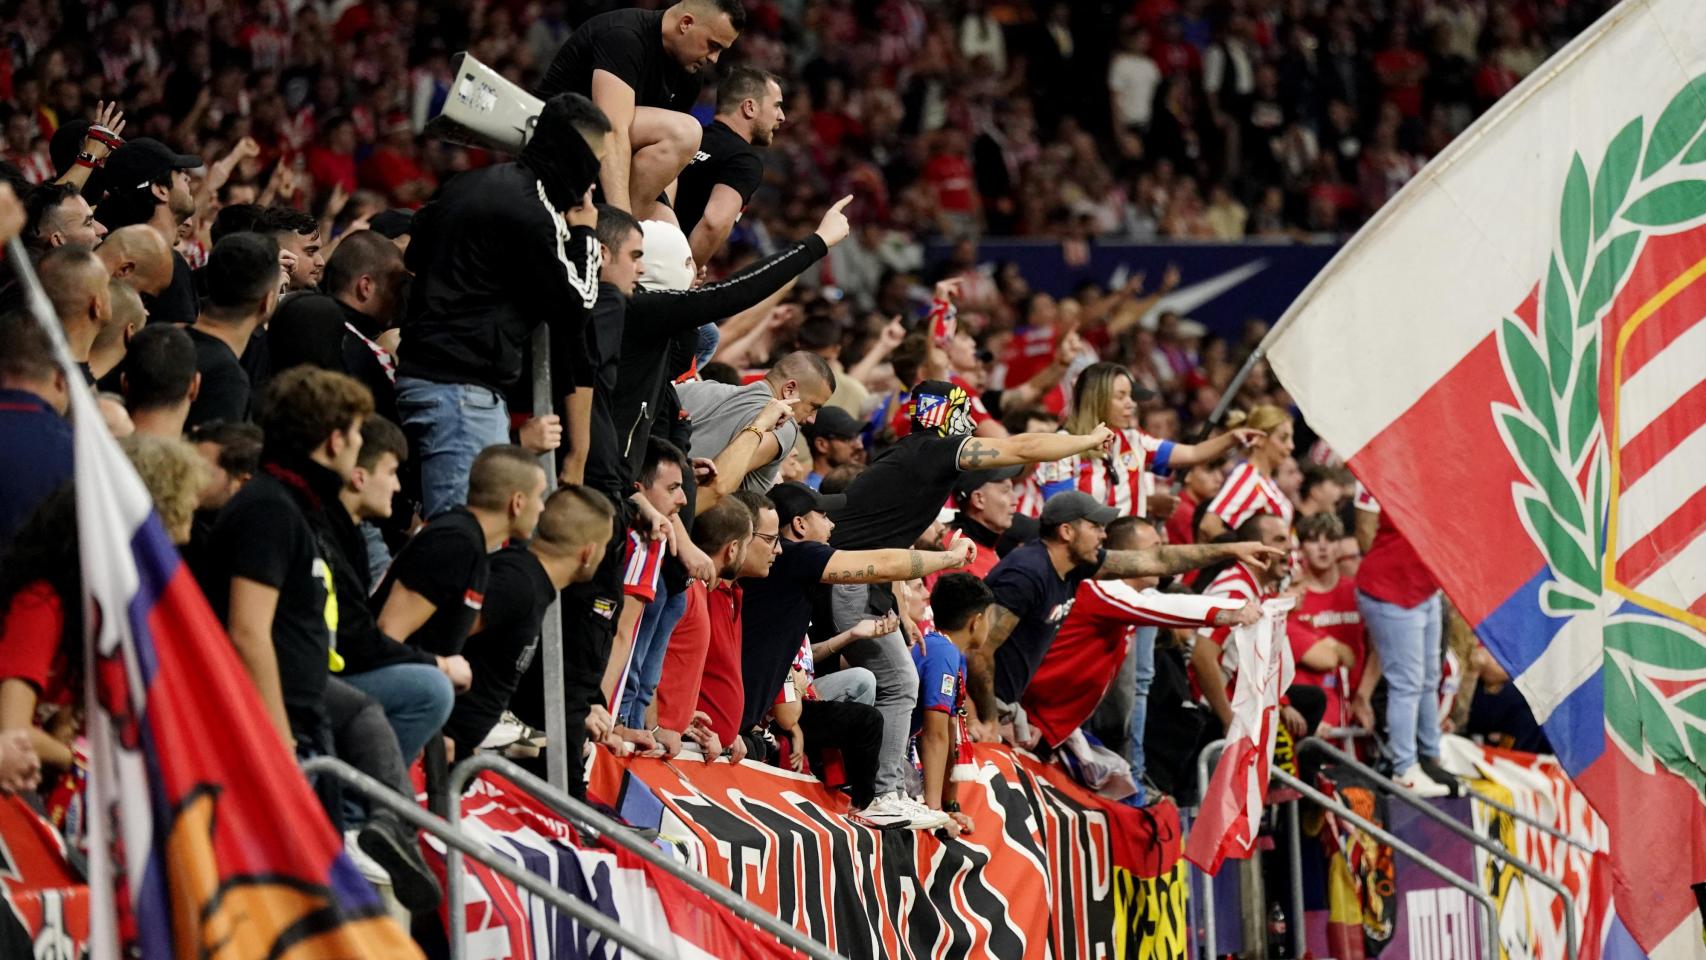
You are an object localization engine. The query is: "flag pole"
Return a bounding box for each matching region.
[530,325,570,793]
[7,236,127,959]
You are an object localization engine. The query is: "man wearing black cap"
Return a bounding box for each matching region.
[94,137,203,327]
[395,93,609,519]
[802,405,862,491]
[971,490,1285,744]
[948,466,1027,578]
[741,481,977,826]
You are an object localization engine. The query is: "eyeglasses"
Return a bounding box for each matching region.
[752,531,780,547]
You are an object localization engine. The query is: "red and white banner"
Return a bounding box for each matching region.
[433,744,1190,959]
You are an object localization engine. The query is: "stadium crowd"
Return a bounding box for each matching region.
[0,0,1567,928]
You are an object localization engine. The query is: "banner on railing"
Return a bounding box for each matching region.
[1442,737,1613,960]
[586,744,1187,960]
[433,743,1188,959]
[0,796,88,958]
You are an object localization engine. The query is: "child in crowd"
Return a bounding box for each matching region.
[910,573,993,836]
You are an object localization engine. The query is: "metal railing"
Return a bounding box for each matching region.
[300,756,669,960]
[1195,739,1306,960]
[1194,738,1499,960]
[1271,766,1499,957]
[1300,737,1579,960]
[446,753,845,960]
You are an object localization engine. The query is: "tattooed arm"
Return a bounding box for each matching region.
[955,424,1114,471]
[966,604,1022,723]
[1094,540,1287,579]
[818,539,974,584]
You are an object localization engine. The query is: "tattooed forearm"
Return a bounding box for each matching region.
[1099,543,1241,578]
[822,564,880,583]
[909,551,924,579]
[985,605,1021,645]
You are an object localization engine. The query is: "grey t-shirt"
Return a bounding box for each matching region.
[676,379,798,493]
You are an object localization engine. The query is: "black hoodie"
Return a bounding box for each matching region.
[397,107,602,393]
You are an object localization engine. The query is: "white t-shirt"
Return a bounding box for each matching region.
[1108,53,1161,129]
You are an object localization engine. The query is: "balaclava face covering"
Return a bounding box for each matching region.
[639,219,695,292]
[909,379,976,437]
[519,93,603,211]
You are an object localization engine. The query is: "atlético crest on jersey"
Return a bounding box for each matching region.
[1266,3,1706,954]
[913,393,948,430]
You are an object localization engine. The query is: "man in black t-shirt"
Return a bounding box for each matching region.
[199,367,440,910]
[269,230,407,429]
[185,233,281,429]
[537,0,745,218]
[973,491,1285,745]
[372,445,548,686]
[447,486,615,756]
[677,66,781,265]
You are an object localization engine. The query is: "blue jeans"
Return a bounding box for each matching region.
[619,584,688,729]
[1357,590,1442,772]
[342,663,455,764]
[1129,626,1158,782]
[395,377,511,519]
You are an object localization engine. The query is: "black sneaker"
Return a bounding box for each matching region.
[358,812,443,912]
[1418,756,1463,797]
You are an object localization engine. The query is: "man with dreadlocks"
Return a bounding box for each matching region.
[393,93,611,518]
[821,381,1114,812]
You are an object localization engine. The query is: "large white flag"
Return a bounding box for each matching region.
[1262,2,1706,955]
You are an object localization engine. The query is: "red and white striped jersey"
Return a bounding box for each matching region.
[1035,428,1175,518]
[1206,460,1294,531]
[621,530,664,604]
[1013,473,1046,519]
[1197,562,1270,678]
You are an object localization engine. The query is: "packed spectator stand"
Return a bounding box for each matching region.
[0,0,1580,951]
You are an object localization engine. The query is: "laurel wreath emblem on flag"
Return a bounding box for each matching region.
[1494,73,1706,797]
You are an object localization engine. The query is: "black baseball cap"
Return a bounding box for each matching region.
[768,482,847,529]
[1038,491,1120,529]
[368,208,414,239]
[952,465,1023,505]
[802,405,861,442]
[101,138,202,194]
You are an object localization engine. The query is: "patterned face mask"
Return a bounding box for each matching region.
[911,385,976,437]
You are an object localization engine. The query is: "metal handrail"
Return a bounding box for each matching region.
[447,753,844,960]
[1271,766,1500,957]
[1193,737,1498,959]
[1301,737,1578,960]
[1195,738,1309,959]
[299,757,669,960]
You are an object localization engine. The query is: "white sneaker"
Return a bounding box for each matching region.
[852,792,952,831]
[344,829,391,886]
[1393,764,1451,799]
[480,712,546,758]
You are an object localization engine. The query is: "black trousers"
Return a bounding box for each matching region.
[797,699,883,808]
[309,678,414,830]
[510,494,628,799]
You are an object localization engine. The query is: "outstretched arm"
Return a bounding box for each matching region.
[819,540,974,584]
[1093,540,1285,579]
[957,425,1112,471]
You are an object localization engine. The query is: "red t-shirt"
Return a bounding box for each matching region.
[923,152,978,214]
[1354,485,1438,608]
[1374,48,1427,117]
[693,582,746,744]
[1287,577,1365,727]
[655,581,711,732]
[0,582,73,709]
[1000,326,1057,391]
[305,146,357,194]
[1024,580,1225,747]
[1166,490,1200,545]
